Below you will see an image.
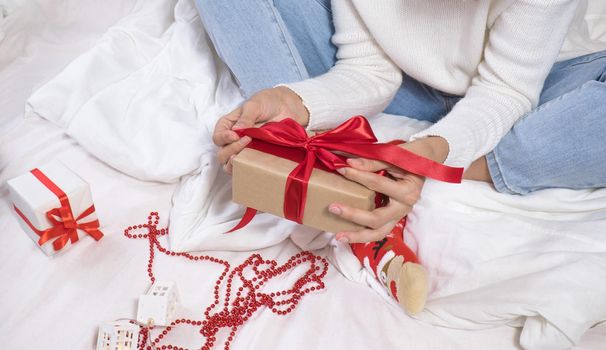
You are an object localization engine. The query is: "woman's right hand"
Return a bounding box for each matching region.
[213,86,309,174]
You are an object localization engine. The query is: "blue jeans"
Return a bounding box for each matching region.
[195,0,606,195]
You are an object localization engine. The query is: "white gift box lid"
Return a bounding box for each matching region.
[7,161,98,255]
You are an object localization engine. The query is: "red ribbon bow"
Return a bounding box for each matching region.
[230,116,463,231]
[13,168,104,252]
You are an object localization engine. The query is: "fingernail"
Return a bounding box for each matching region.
[336,167,346,175]
[337,235,350,244]
[328,204,342,215]
[239,136,251,145]
[347,158,361,167]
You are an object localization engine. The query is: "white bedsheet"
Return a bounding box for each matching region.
[2,0,606,349]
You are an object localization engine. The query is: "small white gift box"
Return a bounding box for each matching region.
[137,281,180,326]
[7,162,103,256]
[96,320,139,350]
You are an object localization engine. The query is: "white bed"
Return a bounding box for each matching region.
[1,1,606,349]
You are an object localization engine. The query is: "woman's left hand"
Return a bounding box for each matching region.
[330,136,449,244]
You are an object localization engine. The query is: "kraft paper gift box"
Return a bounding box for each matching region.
[7,162,103,256]
[232,147,377,233]
[229,116,464,234]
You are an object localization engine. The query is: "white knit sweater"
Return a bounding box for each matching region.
[283,0,580,168]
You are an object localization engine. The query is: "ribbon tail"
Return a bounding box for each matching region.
[77,220,104,241]
[325,142,463,183]
[75,205,97,220]
[52,233,70,251]
[226,208,258,233]
[76,206,104,241]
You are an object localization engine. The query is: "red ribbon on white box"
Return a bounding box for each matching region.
[13,168,103,252]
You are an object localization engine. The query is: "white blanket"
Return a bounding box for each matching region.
[22,0,606,349]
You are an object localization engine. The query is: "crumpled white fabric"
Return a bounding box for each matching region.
[25,0,606,349]
[26,0,241,183]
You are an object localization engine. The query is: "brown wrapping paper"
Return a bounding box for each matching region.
[232,148,376,233]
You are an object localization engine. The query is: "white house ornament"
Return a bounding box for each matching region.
[96,320,139,350]
[137,281,179,327]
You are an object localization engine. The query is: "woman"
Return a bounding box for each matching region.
[194,0,605,302]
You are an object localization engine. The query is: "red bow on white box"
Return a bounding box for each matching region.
[13,168,103,252]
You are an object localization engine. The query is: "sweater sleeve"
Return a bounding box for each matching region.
[410,0,578,168]
[279,0,403,131]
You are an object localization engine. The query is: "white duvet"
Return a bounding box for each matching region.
[21,0,606,349]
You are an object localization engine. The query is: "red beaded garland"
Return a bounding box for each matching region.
[123,212,329,350]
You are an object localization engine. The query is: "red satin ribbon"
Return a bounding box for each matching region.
[13,168,104,252]
[230,116,463,231]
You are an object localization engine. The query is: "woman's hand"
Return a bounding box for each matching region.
[214,86,309,173]
[330,136,449,243]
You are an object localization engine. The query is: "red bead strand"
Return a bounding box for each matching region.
[123,212,329,350]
